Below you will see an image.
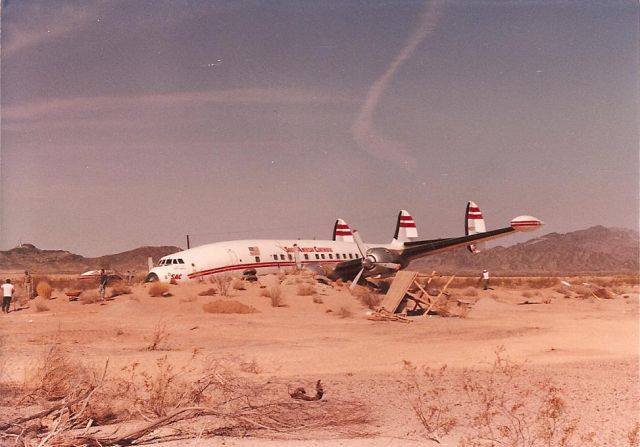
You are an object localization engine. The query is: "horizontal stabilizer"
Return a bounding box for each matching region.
[510,216,544,232]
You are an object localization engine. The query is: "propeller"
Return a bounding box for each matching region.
[349,230,401,290]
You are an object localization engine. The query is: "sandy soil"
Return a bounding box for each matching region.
[0,274,638,446]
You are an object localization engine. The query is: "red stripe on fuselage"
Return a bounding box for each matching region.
[188,259,344,279]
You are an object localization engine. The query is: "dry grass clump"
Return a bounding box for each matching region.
[110,284,132,298]
[313,296,324,304]
[358,290,383,310]
[261,285,285,307]
[231,278,247,290]
[296,282,316,296]
[211,275,232,296]
[34,298,50,312]
[25,344,92,401]
[404,347,585,446]
[198,287,217,296]
[337,306,353,318]
[80,290,100,305]
[202,299,257,314]
[146,320,171,351]
[148,282,170,297]
[36,281,53,299]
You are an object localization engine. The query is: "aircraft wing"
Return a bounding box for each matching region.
[399,227,515,260]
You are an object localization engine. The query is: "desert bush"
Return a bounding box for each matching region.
[403,362,457,443]
[296,282,316,296]
[313,296,324,304]
[148,282,170,297]
[211,275,232,296]
[25,344,92,401]
[198,287,217,296]
[261,285,284,307]
[110,284,132,298]
[239,358,262,374]
[337,306,352,318]
[593,287,614,299]
[36,281,53,299]
[80,290,100,305]
[34,298,50,312]
[357,290,382,310]
[231,278,247,290]
[202,300,257,314]
[146,320,170,351]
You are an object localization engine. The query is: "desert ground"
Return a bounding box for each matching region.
[0,272,638,446]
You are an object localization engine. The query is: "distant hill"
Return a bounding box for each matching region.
[410,226,639,275]
[0,244,182,274]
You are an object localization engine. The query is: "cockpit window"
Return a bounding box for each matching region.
[178,259,184,264]
[159,260,165,265]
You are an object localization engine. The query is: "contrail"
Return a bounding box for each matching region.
[351,0,445,170]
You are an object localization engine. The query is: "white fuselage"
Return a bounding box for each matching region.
[148,239,397,283]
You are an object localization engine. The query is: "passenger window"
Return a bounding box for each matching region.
[304,254,309,260]
[315,254,319,260]
[273,254,278,260]
[288,254,293,260]
[280,254,285,260]
[348,253,353,259]
[320,254,325,259]
[255,256,260,262]
[328,254,333,259]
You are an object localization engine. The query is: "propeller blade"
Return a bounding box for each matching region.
[350,268,365,290]
[352,229,367,257]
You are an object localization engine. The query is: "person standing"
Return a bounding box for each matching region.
[24,271,33,300]
[2,279,15,313]
[481,269,490,290]
[98,269,108,301]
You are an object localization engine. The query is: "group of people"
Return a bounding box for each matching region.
[1,271,33,314]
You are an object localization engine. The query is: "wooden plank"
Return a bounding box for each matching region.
[424,275,455,316]
[378,270,418,314]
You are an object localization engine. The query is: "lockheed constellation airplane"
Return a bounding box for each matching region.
[144,202,543,288]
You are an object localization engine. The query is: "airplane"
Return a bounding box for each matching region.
[144,202,543,287]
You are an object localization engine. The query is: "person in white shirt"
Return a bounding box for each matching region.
[2,279,15,313]
[481,269,490,290]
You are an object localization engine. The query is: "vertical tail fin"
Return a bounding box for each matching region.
[333,219,354,242]
[393,210,418,243]
[465,201,486,254]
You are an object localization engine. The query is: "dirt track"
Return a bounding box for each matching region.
[0,275,638,446]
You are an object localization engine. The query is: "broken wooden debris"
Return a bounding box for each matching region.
[290,380,324,401]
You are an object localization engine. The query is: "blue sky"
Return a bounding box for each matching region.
[1,0,637,256]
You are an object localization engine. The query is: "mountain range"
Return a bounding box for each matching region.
[0,226,637,275]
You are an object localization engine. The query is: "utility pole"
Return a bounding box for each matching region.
[186,234,191,249]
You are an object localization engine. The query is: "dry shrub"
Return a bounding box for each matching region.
[358,290,382,310]
[36,281,53,299]
[211,275,233,296]
[148,282,170,297]
[337,306,352,318]
[239,358,262,374]
[593,287,614,299]
[403,362,457,443]
[198,287,217,296]
[110,284,132,298]
[80,290,100,305]
[462,287,478,297]
[335,278,344,288]
[26,344,92,401]
[231,278,247,291]
[34,298,50,312]
[146,320,170,351]
[202,300,257,314]
[261,285,284,307]
[313,296,324,304]
[296,282,316,296]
